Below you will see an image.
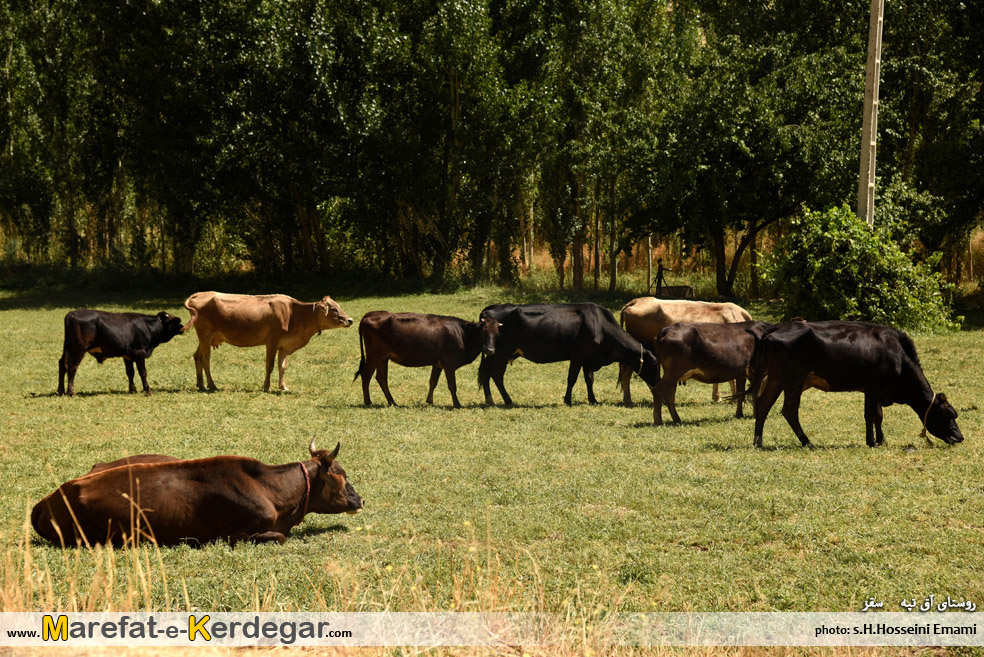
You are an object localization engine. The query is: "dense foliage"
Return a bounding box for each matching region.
[763,205,958,331]
[0,0,980,294]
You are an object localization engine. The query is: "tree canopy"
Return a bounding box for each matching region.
[0,0,980,293]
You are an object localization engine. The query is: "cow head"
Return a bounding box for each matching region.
[479,317,501,356]
[307,439,363,514]
[156,312,185,342]
[924,393,964,444]
[315,296,354,332]
[638,344,660,388]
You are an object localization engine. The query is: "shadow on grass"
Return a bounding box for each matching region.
[293,523,350,539]
[28,387,187,398]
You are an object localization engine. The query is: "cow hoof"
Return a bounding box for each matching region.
[621,401,635,408]
[144,389,153,396]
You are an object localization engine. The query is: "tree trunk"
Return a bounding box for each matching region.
[711,227,730,296]
[593,180,601,289]
[750,229,759,297]
[66,186,78,269]
[518,194,528,270]
[608,180,618,293]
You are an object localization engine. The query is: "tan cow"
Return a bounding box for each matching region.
[618,297,753,404]
[183,292,353,392]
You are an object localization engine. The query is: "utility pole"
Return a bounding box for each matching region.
[857,0,885,227]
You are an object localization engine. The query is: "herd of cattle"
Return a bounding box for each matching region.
[34,291,964,548]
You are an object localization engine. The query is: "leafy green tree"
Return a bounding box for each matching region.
[764,204,957,330]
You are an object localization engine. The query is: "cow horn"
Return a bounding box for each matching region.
[326,442,340,463]
[309,437,317,455]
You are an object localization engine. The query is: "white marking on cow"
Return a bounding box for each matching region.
[509,349,524,365]
[87,347,103,355]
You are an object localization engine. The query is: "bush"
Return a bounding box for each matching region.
[762,204,958,331]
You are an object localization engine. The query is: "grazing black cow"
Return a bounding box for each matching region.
[354,311,499,407]
[653,321,772,425]
[747,320,963,447]
[57,309,184,396]
[478,303,660,406]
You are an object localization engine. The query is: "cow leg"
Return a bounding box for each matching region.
[195,341,217,391]
[445,368,462,409]
[124,359,137,393]
[194,343,205,390]
[753,377,783,448]
[584,367,598,405]
[712,382,720,402]
[619,363,634,406]
[426,366,441,404]
[780,386,811,447]
[734,375,746,418]
[277,348,289,392]
[564,361,581,406]
[263,343,276,392]
[652,377,672,426]
[63,350,84,397]
[479,356,494,405]
[234,531,287,545]
[135,358,151,394]
[376,360,396,405]
[361,358,377,406]
[864,393,885,447]
[665,377,682,424]
[491,359,513,407]
[58,355,67,395]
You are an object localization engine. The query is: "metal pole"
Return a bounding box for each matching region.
[857,0,885,227]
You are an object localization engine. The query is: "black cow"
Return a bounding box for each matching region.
[478,303,660,406]
[747,320,963,447]
[354,311,499,407]
[57,309,184,396]
[653,321,773,425]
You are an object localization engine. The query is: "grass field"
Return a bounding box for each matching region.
[1,283,982,622]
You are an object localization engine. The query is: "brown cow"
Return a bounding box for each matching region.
[652,321,772,425]
[184,292,353,392]
[87,454,181,475]
[619,297,753,404]
[31,441,363,547]
[355,311,499,408]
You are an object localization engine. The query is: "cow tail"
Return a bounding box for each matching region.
[353,322,366,382]
[726,329,768,404]
[182,295,198,333]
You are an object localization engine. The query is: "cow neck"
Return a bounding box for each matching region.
[312,303,323,335]
[289,461,313,526]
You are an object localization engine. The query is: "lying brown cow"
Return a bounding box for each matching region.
[184,292,353,392]
[355,311,499,407]
[652,321,772,425]
[619,297,753,404]
[31,441,363,547]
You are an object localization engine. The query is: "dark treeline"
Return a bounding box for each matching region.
[0,0,981,295]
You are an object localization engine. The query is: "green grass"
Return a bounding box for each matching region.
[0,285,982,614]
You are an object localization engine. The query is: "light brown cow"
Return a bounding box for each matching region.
[618,297,753,404]
[184,292,353,392]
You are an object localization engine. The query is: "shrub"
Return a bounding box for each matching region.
[762,204,958,331]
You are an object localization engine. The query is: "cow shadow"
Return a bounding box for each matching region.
[28,387,187,399]
[292,523,349,539]
[631,415,741,429]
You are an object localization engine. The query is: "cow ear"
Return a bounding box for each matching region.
[937,393,948,405]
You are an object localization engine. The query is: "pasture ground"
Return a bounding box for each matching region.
[0,284,982,655]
